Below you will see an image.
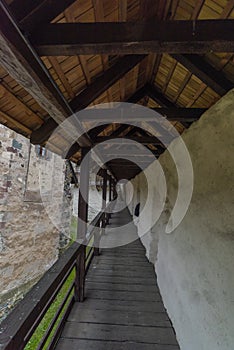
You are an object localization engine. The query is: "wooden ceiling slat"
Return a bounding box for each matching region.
[48,57,75,99]
[171,54,233,95]
[0,1,92,152]
[0,84,44,125]
[191,0,205,19]
[31,55,145,144]
[64,9,92,86]
[92,0,113,101]
[220,0,234,19]
[9,0,78,31]
[1,0,234,168]
[0,110,32,134]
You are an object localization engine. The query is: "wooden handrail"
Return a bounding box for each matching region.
[0,204,113,350]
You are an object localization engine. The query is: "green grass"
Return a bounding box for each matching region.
[24,268,75,350]
[70,215,78,243]
[24,216,94,350]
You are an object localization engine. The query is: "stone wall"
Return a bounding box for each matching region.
[0,125,72,316]
[125,89,234,350]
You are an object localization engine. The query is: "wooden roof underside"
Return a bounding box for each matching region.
[0,0,234,180]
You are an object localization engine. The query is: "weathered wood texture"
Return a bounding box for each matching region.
[55,209,180,350]
[32,20,234,55]
[30,55,145,145]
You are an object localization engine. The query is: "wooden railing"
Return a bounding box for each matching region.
[0,206,112,350]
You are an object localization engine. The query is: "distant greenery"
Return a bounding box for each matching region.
[24,215,94,350]
[70,215,77,242]
[24,268,75,350]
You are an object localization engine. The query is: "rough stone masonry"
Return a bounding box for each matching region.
[0,125,73,317]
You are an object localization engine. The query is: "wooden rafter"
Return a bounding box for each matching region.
[48,57,75,99]
[94,136,163,145]
[171,54,233,96]
[191,0,205,20]
[8,0,77,31]
[0,84,44,125]
[31,20,234,56]
[76,107,206,122]
[65,85,147,159]
[92,0,112,101]
[64,9,91,86]
[31,55,145,144]
[145,84,175,107]
[0,1,91,148]
[0,110,32,134]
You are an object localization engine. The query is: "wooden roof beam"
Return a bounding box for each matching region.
[0,1,91,148]
[145,83,175,107]
[64,85,147,159]
[171,54,233,96]
[94,136,163,145]
[31,55,145,145]
[31,20,234,56]
[76,107,206,122]
[8,0,77,31]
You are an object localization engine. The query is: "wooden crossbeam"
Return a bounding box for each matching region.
[76,107,206,122]
[94,136,163,145]
[64,86,146,159]
[8,0,77,31]
[108,124,131,138]
[0,1,91,148]
[31,20,234,56]
[31,55,145,144]
[171,54,233,95]
[145,84,175,107]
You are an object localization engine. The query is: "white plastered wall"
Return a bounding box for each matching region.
[125,89,234,350]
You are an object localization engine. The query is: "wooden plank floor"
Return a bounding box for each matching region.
[56,208,180,350]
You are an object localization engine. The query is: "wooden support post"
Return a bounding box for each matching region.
[106,176,112,224]
[75,147,90,302]
[102,169,107,227]
[113,180,118,200]
[109,177,112,202]
[94,219,101,256]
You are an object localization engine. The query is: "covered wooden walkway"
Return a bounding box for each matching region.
[56,208,180,350]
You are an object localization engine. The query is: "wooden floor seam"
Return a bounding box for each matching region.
[55,208,180,350]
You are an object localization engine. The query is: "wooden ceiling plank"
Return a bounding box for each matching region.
[69,55,145,110]
[170,0,204,104]
[186,83,207,107]
[65,85,147,158]
[171,54,233,96]
[31,55,146,144]
[119,0,128,21]
[0,1,91,148]
[32,20,234,55]
[0,110,32,134]
[220,0,234,19]
[162,60,177,93]
[64,9,92,86]
[172,71,192,103]
[191,0,205,20]
[48,57,75,99]
[145,83,175,107]
[0,84,44,125]
[92,0,113,102]
[8,0,78,31]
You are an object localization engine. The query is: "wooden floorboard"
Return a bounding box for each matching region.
[72,298,167,313]
[67,309,171,326]
[61,322,178,344]
[57,339,180,350]
[55,208,180,350]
